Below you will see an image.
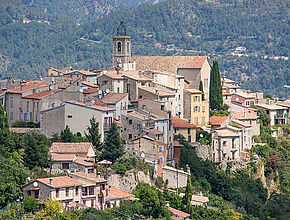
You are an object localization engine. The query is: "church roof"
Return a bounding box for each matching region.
[132,56,208,75]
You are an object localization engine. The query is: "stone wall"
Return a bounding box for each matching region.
[107,171,152,193]
[162,166,189,188]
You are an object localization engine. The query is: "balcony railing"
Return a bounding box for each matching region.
[274,113,288,119]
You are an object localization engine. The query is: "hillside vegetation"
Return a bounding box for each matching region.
[0,0,289,98]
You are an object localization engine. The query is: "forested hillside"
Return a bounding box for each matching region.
[0,0,289,98]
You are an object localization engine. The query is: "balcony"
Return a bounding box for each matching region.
[274,113,288,119]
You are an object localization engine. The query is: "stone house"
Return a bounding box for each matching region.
[132,56,211,101]
[231,93,256,107]
[183,89,209,127]
[97,71,124,93]
[22,176,83,206]
[222,92,232,106]
[233,111,260,136]
[40,101,114,140]
[125,136,167,177]
[211,126,242,163]
[209,116,229,130]
[5,80,53,125]
[256,102,288,126]
[173,116,196,143]
[122,71,153,100]
[168,207,190,220]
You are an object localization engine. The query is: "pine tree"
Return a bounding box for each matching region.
[209,60,223,110]
[199,80,205,101]
[183,174,193,212]
[60,126,75,142]
[101,123,124,163]
[85,117,102,151]
[23,130,49,170]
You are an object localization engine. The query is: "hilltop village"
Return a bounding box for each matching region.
[0,22,289,219]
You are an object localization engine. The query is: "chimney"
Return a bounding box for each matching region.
[49,178,53,186]
[33,82,36,94]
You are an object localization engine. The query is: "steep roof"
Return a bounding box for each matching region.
[173,117,196,128]
[132,56,208,75]
[51,142,94,154]
[101,93,128,105]
[22,89,62,99]
[209,116,229,126]
[37,176,82,188]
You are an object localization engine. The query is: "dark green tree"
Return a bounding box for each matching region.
[23,196,38,213]
[209,60,223,110]
[60,126,75,142]
[183,173,193,212]
[101,123,124,163]
[199,81,205,101]
[23,130,49,170]
[85,117,102,151]
[0,103,14,155]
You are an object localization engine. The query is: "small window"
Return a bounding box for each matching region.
[159,146,163,152]
[56,189,59,198]
[35,190,39,199]
[66,188,69,197]
[76,82,79,86]
[62,163,69,169]
[118,42,122,52]
[129,119,132,124]
[159,157,163,163]
[129,134,132,139]
[76,186,79,196]
[188,128,190,134]
[188,135,191,142]
[89,186,94,195]
[68,115,72,118]
[223,141,226,146]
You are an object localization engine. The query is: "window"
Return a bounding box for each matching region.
[10,100,13,108]
[159,146,163,152]
[62,163,69,169]
[129,119,132,124]
[35,113,38,121]
[129,134,132,139]
[37,102,39,112]
[188,128,190,134]
[24,113,28,121]
[117,87,120,93]
[161,105,165,111]
[30,112,33,122]
[188,135,191,142]
[194,117,198,125]
[66,188,69,197]
[142,105,146,110]
[56,189,59,198]
[76,82,79,86]
[223,141,226,146]
[117,42,122,52]
[179,95,181,100]
[35,190,39,199]
[27,101,29,112]
[67,115,72,119]
[101,184,105,191]
[159,157,163,163]
[127,42,130,53]
[89,186,94,195]
[202,117,205,125]
[202,106,205,112]
[10,112,13,120]
[194,106,199,112]
[194,96,200,102]
[76,186,79,196]
[102,80,108,85]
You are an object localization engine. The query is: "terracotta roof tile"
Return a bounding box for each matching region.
[81,81,99,88]
[132,56,207,75]
[139,87,175,97]
[51,142,94,154]
[66,100,114,111]
[8,81,53,94]
[103,72,124,80]
[106,186,135,200]
[173,117,196,128]
[37,176,82,188]
[168,207,190,218]
[51,153,75,161]
[149,128,164,135]
[101,93,128,105]
[23,89,62,99]
[234,112,258,120]
[173,140,183,147]
[82,88,99,94]
[209,116,229,125]
[113,118,123,127]
[70,172,106,183]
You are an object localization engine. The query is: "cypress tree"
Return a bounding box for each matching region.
[209,60,223,110]
[183,174,193,211]
[0,103,14,155]
[85,117,102,151]
[101,123,124,163]
[199,80,205,101]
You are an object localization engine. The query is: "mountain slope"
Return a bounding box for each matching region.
[0,0,289,98]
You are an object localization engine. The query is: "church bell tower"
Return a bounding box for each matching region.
[113,21,131,69]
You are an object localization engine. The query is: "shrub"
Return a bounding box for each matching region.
[23,196,38,212]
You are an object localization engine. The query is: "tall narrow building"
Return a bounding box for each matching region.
[112,21,132,70]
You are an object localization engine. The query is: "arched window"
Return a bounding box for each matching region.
[117,42,122,52]
[127,42,130,53]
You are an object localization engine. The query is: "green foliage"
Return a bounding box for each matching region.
[209,60,223,110]
[85,117,102,151]
[263,94,273,99]
[112,162,132,175]
[199,80,205,101]
[101,123,125,163]
[11,120,40,128]
[81,208,113,220]
[133,183,172,219]
[207,193,235,211]
[0,204,24,219]
[264,192,290,220]
[23,196,38,213]
[60,126,75,142]
[196,130,212,145]
[183,174,193,212]
[23,130,49,170]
